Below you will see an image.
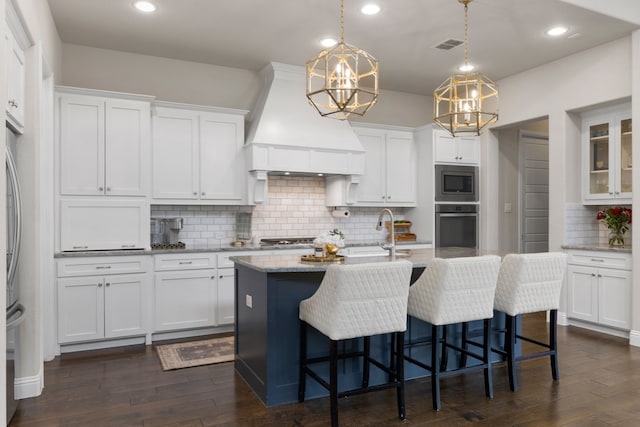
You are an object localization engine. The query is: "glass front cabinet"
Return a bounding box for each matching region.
[582,104,632,204]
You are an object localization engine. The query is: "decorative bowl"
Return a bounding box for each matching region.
[325,243,340,256]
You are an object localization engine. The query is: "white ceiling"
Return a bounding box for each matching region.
[46,0,639,96]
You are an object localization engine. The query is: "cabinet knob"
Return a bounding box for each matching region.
[106,282,111,286]
[201,192,206,196]
[98,283,103,287]
[219,275,223,279]
[615,191,620,195]
[591,273,596,276]
[106,187,111,192]
[211,276,215,280]
[193,192,197,196]
[8,99,18,108]
[597,274,602,278]
[98,187,104,191]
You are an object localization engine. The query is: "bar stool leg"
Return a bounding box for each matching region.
[396,331,406,420]
[506,314,518,392]
[460,322,469,367]
[298,321,307,402]
[431,324,442,411]
[483,318,493,398]
[439,325,448,372]
[330,339,339,427]
[363,336,371,387]
[550,309,559,381]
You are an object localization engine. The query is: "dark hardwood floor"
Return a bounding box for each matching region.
[10,314,640,426]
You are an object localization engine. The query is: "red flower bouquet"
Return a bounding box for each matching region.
[596,206,632,246]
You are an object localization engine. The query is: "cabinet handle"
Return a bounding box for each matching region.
[178,261,193,265]
[121,244,136,248]
[72,245,89,249]
[591,258,604,262]
[8,99,18,108]
[608,192,614,195]
[615,191,620,195]
[597,274,602,278]
[96,265,112,270]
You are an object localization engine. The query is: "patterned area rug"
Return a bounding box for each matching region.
[156,335,234,371]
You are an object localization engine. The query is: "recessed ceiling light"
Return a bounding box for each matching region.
[320,38,338,48]
[546,26,568,36]
[459,64,475,72]
[133,1,157,13]
[361,4,380,15]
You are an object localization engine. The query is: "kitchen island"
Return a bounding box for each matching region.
[232,248,508,407]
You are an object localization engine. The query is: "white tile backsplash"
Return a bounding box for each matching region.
[565,202,632,246]
[151,176,407,247]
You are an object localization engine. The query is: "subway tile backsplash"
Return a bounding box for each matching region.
[151,176,406,248]
[565,202,632,246]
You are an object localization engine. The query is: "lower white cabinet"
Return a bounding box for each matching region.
[566,250,632,332]
[217,268,235,325]
[57,256,150,344]
[153,253,218,332]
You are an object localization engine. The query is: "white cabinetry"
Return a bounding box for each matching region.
[581,104,632,204]
[152,103,248,204]
[153,253,218,331]
[57,256,150,344]
[566,250,631,334]
[5,18,25,133]
[56,89,152,196]
[433,129,480,164]
[351,124,416,206]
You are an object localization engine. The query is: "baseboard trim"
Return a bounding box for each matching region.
[15,367,44,399]
[629,330,640,347]
[557,311,569,326]
[568,318,629,340]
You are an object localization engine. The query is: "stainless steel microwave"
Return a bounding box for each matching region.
[434,164,478,202]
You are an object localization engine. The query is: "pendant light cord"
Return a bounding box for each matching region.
[463,1,469,71]
[340,0,345,43]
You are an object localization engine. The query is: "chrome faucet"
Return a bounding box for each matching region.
[375,208,396,260]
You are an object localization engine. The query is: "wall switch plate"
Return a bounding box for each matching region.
[246,294,253,308]
[504,203,512,213]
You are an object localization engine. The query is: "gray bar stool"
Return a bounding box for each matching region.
[492,252,568,391]
[298,260,413,427]
[404,255,501,411]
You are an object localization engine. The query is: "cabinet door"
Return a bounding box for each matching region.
[598,268,631,330]
[152,108,199,199]
[456,136,480,164]
[217,268,235,325]
[199,112,245,201]
[104,273,148,338]
[58,95,105,195]
[105,100,150,196]
[154,270,216,331]
[614,114,632,200]
[355,130,386,204]
[6,29,25,132]
[583,117,612,201]
[433,131,458,163]
[566,265,598,323]
[60,200,148,251]
[385,132,416,205]
[58,277,105,343]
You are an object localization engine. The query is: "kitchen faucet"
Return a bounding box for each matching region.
[375,208,396,260]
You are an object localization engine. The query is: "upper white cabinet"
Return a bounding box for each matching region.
[351,124,417,207]
[433,129,480,165]
[581,104,632,204]
[56,88,152,197]
[5,27,25,133]
[152,103,248,204]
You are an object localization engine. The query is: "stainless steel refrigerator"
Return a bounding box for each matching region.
[6,127,25,424]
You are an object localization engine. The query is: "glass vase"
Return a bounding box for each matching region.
[608,228,625,247]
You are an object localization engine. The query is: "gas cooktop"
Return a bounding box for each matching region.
[260,237,316,246]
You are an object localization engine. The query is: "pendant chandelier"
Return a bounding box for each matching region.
[306,0,379,120]
[433,0,498,136]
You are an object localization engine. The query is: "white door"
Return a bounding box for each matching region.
[57,277,105,343]
[598,268,632,330]
[104,273,148,338]
[217,268,235,325]
[355,129,386,204]
[519,132,549,253]
[566,265,598,323]
[385,132,416,204]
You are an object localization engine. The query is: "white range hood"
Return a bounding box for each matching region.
[245,62,365,176]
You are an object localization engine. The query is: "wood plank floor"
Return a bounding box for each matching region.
[10,314,640,426]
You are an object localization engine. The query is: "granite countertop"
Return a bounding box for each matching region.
[231,247,501,273]
[561,243,632,253]
[54,240,433,258]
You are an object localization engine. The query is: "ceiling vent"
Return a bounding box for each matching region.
[434,39,463,50]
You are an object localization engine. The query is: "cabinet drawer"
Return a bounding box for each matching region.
[217,251,252,268]
[154,253,217,271]
[57,256,150,277]
[567,250,631,270]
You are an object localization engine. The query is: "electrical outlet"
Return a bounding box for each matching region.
[245,294,253,308]
[504,203,512,213]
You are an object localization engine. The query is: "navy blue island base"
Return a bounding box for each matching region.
[232,249,511,408]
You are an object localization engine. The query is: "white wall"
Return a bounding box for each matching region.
[60,44,432,128]
[13,0,61,78]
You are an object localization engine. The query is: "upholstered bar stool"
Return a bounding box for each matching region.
[492,252,568,392]
[404,255,501,411]
[298,260,413,427]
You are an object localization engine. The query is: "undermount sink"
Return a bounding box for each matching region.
[343,250,411,258]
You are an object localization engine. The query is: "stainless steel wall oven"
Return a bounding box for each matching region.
[435,204,479,248]
[434,164,478,202]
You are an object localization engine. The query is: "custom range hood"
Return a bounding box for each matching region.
[245,62,365,176]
